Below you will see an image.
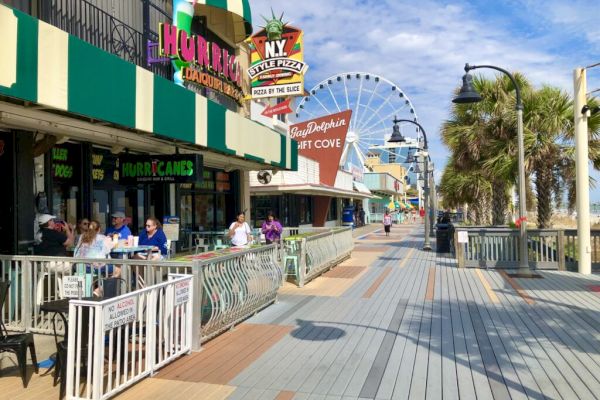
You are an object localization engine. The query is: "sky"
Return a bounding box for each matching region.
[251,0,600,202]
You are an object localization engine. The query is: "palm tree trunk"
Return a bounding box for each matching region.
[535,165,553,228]
[492,180,507,225]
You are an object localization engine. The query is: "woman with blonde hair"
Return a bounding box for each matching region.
[74,220,116,296]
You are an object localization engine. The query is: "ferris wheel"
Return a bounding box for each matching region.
[294,72,421,170]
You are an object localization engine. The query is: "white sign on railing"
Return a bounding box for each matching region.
[174,280,190,306]
[63,275,86,298]
[457,231,469,244]
[103,297,137,330]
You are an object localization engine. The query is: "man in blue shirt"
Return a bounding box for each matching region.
[105,211,132,240]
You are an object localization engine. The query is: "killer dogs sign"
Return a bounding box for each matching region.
[246,12,308,99]
[289,110,352,186]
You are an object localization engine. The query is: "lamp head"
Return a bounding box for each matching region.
[388,116,406,143]
[452,72,482,104]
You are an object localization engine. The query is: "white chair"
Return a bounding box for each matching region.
[194,237,210,254]
[166,239,173,259]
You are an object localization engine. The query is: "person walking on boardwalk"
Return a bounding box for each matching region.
[383,210,392,237]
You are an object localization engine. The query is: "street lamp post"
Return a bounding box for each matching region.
[453,63,531,275]
[389,118,432,251]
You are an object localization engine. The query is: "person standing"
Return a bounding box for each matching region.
[359,207,366,227]
[383,210,392,237]
[105,211,131,240]
[229,212,253,247]
[35,214,74,256]
[261,213,283,244]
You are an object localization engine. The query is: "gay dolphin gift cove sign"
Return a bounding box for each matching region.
[119,154,203,184]
[289,110,352,186]
[246,12,308,99]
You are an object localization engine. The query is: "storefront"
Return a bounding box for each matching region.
[0,3,298,255]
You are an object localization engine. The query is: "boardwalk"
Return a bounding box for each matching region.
[4,224,600,399]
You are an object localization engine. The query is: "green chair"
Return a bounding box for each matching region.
[214,238,229,250]
[283,240,300,279]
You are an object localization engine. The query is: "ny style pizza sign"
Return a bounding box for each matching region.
[289,110,352,186]
[247,11,308,99]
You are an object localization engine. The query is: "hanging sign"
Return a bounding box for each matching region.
[261,98,293,117]
[159,22,244,104]
[119,154,203,184]
[103,297,137,331]
[289,110,352,186]
[246,12,308,99]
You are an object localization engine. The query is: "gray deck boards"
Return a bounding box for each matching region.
[173,226,600,400]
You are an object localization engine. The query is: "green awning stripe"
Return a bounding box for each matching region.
[153,75,195,143]
[0,7,37,102]
[68,36,136,128]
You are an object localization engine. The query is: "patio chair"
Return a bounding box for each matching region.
[0,281,39,387]
[214,238,229,250]
[194,237,210,254]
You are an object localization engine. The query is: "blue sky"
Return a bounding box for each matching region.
[252,0,600,201]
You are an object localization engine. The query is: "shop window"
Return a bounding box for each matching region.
[50,143,81,225]
[327,199,338,221]
[298,196,313,225]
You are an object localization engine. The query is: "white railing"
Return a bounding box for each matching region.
[65,274,193,400]
[198,245,281,342]
[0,256,192,335]
[285,227,353,287]
[280,227,331,240]
[1,246,282,349]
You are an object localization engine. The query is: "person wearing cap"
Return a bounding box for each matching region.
[105,211,132,240]
[35,214,74,256]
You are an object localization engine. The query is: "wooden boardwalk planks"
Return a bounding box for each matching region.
[10,226,600,400]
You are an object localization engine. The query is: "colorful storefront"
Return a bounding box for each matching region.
[0,2,297,254]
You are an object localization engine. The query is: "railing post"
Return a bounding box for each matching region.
[22,259,32,331]
[557,230,566,271]
[454,231,465,268]
[191,260,203,351]
[299,238,307,287]
[92,304,105,399]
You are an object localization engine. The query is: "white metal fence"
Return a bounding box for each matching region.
[198,245,281,342]
[0,246,282,347]
[65,274,193,400]
[0,256,192,335]
[284,227,354,287]
[452,228,600,270]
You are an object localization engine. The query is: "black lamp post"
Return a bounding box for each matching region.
[453,63,531,275]
[390,118,432,251]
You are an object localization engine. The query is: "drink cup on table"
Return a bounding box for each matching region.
[127,235,134,247]
[133,236,139,247]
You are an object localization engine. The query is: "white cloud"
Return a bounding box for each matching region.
[250,0,600,196]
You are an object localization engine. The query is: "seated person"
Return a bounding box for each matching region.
[105,211,131,240]
[35,214,74,256]
[136,217,168,260]
[74,220,116,296]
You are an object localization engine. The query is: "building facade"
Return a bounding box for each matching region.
[0,0,297,254]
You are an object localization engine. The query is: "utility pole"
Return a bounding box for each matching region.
[574,67,591,274]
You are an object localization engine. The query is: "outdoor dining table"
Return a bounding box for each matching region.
[110,245,156,259]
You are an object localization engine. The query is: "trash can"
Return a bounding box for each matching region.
[436,223,452,253]
[342,206,355,227]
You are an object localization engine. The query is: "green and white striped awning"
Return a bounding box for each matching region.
[0,4,297,170]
